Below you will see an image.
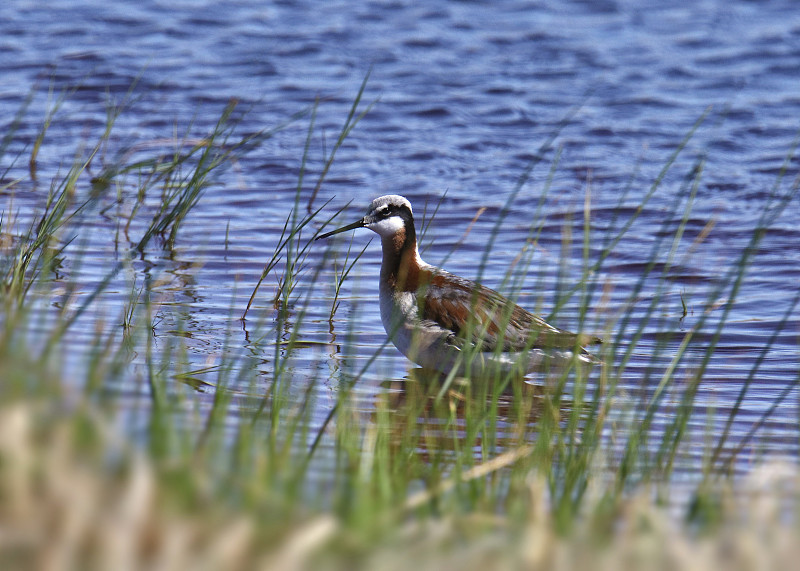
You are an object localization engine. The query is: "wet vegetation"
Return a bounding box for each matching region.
[1,79,799,569]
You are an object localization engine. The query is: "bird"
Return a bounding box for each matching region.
[316,194,601,378]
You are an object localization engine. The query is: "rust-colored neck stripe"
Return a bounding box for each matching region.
[380,218,425,291]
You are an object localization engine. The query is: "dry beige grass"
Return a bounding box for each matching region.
[1,403,797,571]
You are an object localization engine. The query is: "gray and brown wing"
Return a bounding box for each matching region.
[418,269,596,353]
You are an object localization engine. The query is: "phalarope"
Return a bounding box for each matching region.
[317,195,600,377]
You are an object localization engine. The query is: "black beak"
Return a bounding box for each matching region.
[315,218,367,240]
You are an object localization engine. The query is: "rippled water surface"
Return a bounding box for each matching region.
[2,0,799,485]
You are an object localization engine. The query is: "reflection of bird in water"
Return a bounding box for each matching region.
[377,370,565,463]
[318,195,601,377]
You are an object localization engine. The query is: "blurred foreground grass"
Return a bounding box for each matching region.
[1,399,798,570]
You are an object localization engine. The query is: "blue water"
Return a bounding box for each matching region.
[2,0,799,484]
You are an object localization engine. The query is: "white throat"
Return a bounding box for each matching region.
[366,215,405,238]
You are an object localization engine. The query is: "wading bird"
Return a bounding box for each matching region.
[317,195,600,377]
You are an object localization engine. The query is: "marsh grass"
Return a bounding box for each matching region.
[1,78,799,570]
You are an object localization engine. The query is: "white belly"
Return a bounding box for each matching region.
[379,287,451,367]
[378,285,577,378]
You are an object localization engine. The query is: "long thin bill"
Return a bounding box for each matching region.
[315,218,366,240]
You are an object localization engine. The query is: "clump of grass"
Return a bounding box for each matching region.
[93,98,300,252]
[325,233,370,322]
[1,74,799,571]
[243,73,376,321]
